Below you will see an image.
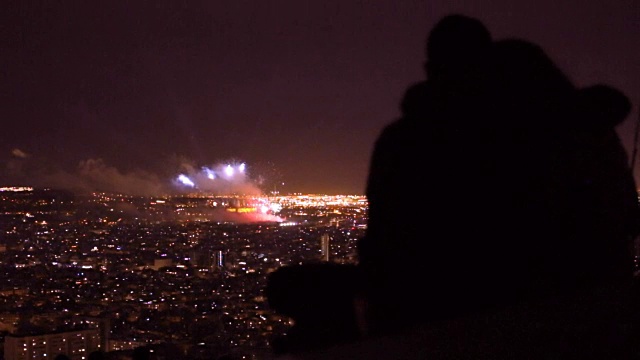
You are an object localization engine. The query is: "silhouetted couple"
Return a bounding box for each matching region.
[267,14,640,359]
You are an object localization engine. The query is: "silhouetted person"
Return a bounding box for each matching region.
[263,13,640,359]
[359,13,497,335]
[265,262,363,357]
[355,13,640,358]
[481,39,639,296]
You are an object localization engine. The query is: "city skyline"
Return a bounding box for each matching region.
[0,186,367,359]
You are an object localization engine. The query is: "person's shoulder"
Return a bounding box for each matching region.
[401,81,433,118]
[373,119,406,145]
[574,84,631,129]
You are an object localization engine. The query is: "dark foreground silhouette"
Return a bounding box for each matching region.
[266,262,363,356]
[265,14,640,359]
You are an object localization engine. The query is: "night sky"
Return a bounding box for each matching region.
[1,1,638,195]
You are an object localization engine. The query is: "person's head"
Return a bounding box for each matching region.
[425,14,492,82]
[488,38,575,118]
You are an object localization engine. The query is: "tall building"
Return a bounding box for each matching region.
[72,316,110,352]
[216,249,225,268]
[191,248,215,270]
[320,233,330,262]
[4,328,100,360]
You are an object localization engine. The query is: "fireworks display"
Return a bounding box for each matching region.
[173,161,263,196]
[2,149,274,198]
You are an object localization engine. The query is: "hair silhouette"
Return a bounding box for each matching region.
[425,14,492,83]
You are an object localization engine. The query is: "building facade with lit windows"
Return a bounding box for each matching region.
[320,233,330,262]
[4,329,100,360]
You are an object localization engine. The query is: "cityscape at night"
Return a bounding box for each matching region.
[0,187,367,359]
[2,1,640,359]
